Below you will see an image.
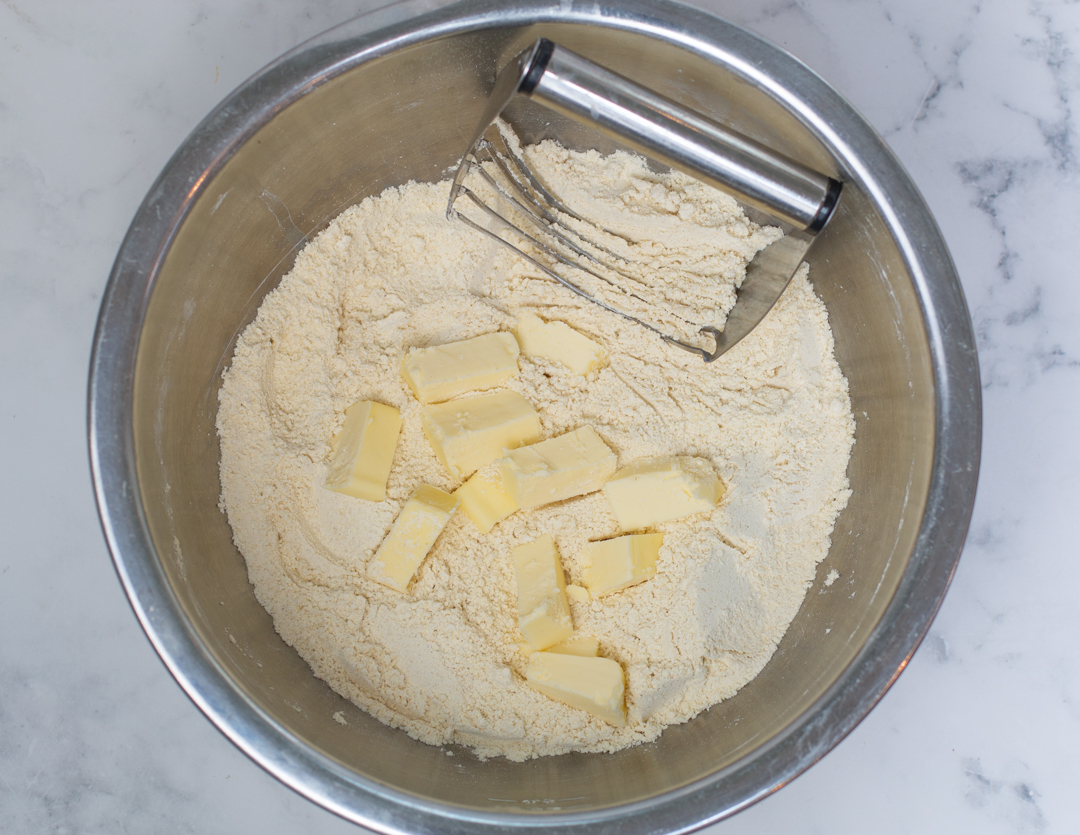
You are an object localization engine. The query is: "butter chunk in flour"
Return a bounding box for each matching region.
[216,140,855,761]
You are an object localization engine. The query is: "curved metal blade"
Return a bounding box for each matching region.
[700,230,813,361]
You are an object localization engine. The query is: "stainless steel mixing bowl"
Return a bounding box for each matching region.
[88,0,981,831]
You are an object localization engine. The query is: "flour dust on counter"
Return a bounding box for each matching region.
[216,143,855,761]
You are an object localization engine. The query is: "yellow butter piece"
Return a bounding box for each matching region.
[454,469,518,533]
[324,400,402,501]
[367,485,459,592]
[499,426,617,510]
[514,312,606,374]
[547,635,600,657]
[602,457,723,531]
[525,652,626,726]
[511,535,574,650]
[421,391,541,479]
[582,533,664,597]
[401,332,520,404]
[565,583,591,603]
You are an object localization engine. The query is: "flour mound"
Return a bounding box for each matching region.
[216,147,854,761]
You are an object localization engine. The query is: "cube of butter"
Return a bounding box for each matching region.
[421,391,541,479]
[401,332,520,404]
[582,533,664,597]
[499,426,617,510]
[547,635,600,657]
[454,469,518,533]
[602,457,723,531]
[511,535,574,650]
[525,652,626,726]
[514,312,606,374]
[367,485,459,592]
[324,400,402,501]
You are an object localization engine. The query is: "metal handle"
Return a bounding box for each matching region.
[513,39,840,233]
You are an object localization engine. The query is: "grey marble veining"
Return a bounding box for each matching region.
[2,0,1077,832]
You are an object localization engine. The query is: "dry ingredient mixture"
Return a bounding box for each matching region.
[216,142,855,761]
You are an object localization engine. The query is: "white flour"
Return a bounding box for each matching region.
[216,144,855,760]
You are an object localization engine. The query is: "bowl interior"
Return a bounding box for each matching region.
[130,19,932,815]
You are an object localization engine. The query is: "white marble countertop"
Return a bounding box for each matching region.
[2,0,1076,832]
